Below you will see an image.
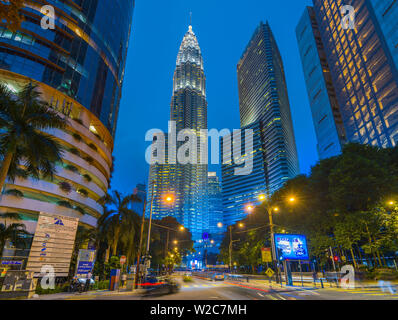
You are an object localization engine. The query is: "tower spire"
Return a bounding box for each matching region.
[190,11,192,26]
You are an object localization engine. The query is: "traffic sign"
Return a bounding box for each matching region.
[265,268,275,278]
[261,248,272,263]
[120,256,127,265]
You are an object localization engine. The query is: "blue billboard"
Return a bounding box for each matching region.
[274,234,309,261]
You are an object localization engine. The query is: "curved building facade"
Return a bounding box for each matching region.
[0,0,134,265]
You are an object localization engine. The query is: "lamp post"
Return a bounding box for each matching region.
[258,194,296,285]
[134,181,155,289]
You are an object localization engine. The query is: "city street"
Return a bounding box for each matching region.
[34,276,398,301]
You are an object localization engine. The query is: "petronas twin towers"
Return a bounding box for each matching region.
[147,25,209,244]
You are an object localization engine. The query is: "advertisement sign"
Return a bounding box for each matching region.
[26,212,79,277]
[76,249,96,276]
[274,234,309,261]
[261,248,272,263]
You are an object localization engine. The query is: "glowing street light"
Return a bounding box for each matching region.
[173,240,178,245]
[238,223,244,228]
[289,197,296,203]
[179,226,185,231]
[164,194,174,203]
[246,205,254,213]
[210,240,215,244]
[258,194,266,202]
[217,222,223,228]
[388,200,395,206]
[273,207,279,212]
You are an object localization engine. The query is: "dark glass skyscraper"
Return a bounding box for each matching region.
[0,1,134,268]
[296,6,347,159]
[222,22,299,226]
[147,25,208,246]
[297,0,398,154]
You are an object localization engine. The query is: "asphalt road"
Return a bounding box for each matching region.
[36,276,398,300]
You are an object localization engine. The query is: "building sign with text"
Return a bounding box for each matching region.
[26,213,79,277]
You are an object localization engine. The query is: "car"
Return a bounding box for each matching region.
[212,273,225,281]
[141,276,180,296]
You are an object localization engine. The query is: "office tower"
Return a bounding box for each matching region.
[205,172,224,254]
[296,7,347,159]
[297,0,398,154]
[132,183,146,216]
[147,25,208,245]
[0,1,134,266]
[221,22,299,226]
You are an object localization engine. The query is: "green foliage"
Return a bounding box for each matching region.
[219,143,398,271]
[72,133,82,142]
[82,174,92,182]
[88,143,98,151]
[0,83,67,190]
[4,188,24,198]
[57,200,73,209]
[65,164,79,173]
[35,283,69,295]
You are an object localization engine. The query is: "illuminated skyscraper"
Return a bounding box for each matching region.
[222,22,299,226]
[0,1,134,267]
[147,25,208,245]
[297,0,398,155]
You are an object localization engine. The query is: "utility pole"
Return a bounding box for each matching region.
[142,181,156,282]
[134,198,147,290]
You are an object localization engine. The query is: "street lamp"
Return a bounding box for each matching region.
[245,205,254,213]
[173,240,178,245]
[179,226,185,231]
[217,222,223,228]
[238,223,244,228]
[387,200,395,206]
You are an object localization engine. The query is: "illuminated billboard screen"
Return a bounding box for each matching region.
[274,234,309,261]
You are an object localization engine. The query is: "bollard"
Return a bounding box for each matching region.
[320,278,324,289]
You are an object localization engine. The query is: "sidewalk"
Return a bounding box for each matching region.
[30,288,144,300]
[226,277,398,294]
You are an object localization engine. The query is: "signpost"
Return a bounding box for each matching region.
[26,213,79,277]
[76,249,96,277]
[261,248,272,263]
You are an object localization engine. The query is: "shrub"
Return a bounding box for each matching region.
[4,189,24,198]
[65,165,79,173]
[59,181,72,193]
[69,148,80,156]
[82,174,92,182]
[93,280,109,290]
[72,133,82,142]
[74,206,86,215]
[72,118,84,126]
[35,282,69,295]
[183,275,193,282]
[77,188,89,197]
[57,200,73,209]
[88,143,98,151]
[84,156,94,164]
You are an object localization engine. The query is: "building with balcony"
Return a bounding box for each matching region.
[0,0,134,268]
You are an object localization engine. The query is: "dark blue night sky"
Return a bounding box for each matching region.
[112,0,317,194]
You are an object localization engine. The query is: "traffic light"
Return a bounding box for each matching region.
[333,256,339,262]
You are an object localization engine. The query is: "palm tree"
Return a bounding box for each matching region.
[0,212,30,258]
[98,190,141,257]
[0,83,67,192]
